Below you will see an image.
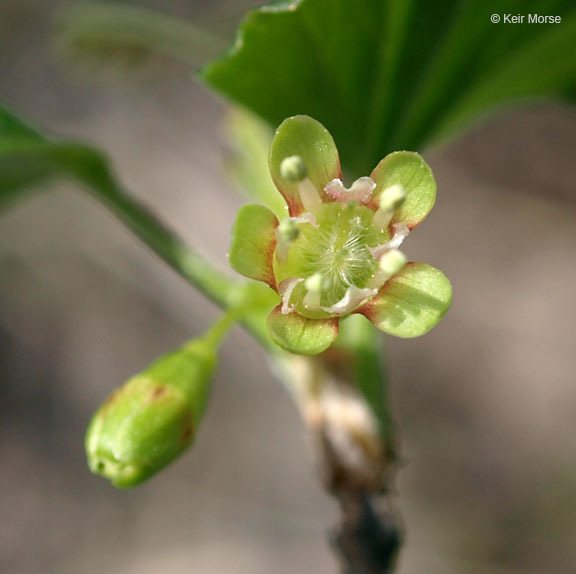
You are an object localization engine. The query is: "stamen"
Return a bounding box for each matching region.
[321,285,377,315]
[379,184,406,212]
[325,177,376,204]
[279,278,304,314]
[279,155,322,213]
[277,218,300,242]
[379,249,407,277]
[275,213,318,263]
[372,184,407,231]
[298,178,324,213]
[279,155,308,182]
[367,249,407,289]
[275,218,299,263]
[303,273,326,310]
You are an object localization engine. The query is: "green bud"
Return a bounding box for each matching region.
[279,155,307,182]
[86,339,215,488]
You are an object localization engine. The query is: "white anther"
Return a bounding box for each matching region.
[379,249,407,277]
[372,184,407,231]
[379,184,406,211]
[367,248,407,289]
[280,155,307,182]
[303,273,325,310]
[275,213,318,263]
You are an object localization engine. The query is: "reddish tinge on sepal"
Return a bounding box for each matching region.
[370,151,436,231]
[358,262,452,338]
[267,304,340,355]
[269,115,341,216]
[229,203,279,290]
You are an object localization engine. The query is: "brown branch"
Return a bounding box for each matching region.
[276,353,403,572]
[332,491,402,574]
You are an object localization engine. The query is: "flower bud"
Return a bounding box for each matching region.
[86,339,215,488]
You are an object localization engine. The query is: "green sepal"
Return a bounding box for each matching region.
[359,262,452,338]
[269,115,340,215]
[86,339,216,488]
[370,152,436,230]
[229,203,279,288]
[267,305,339,355]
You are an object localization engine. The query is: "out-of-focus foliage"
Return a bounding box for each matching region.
[0,107,54,208]
[56,2,225,77]
[0,105,119,210]
[225,109,286,218]
[202,0,576,176]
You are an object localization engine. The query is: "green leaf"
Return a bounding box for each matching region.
[267,305,339,354]
[359,262,452,338]
[201,0,576,177]
[269,115,341,215]
[225,108,287,219]
[229,203,279,288]
[370,151,436,229]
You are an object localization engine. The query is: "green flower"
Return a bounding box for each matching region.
[229,115,452,355]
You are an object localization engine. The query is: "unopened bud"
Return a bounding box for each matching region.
[86,339,215,488]
[280,155,307,182]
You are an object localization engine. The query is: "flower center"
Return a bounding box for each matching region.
[274,202,389,318]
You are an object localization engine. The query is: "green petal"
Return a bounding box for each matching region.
[229,203,278,289]
[267,306,339,355]
[370,152,436,229]
[269,115,341,216]
[359,263,451,338]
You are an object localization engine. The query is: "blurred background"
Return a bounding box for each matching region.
[2,1,576,572]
